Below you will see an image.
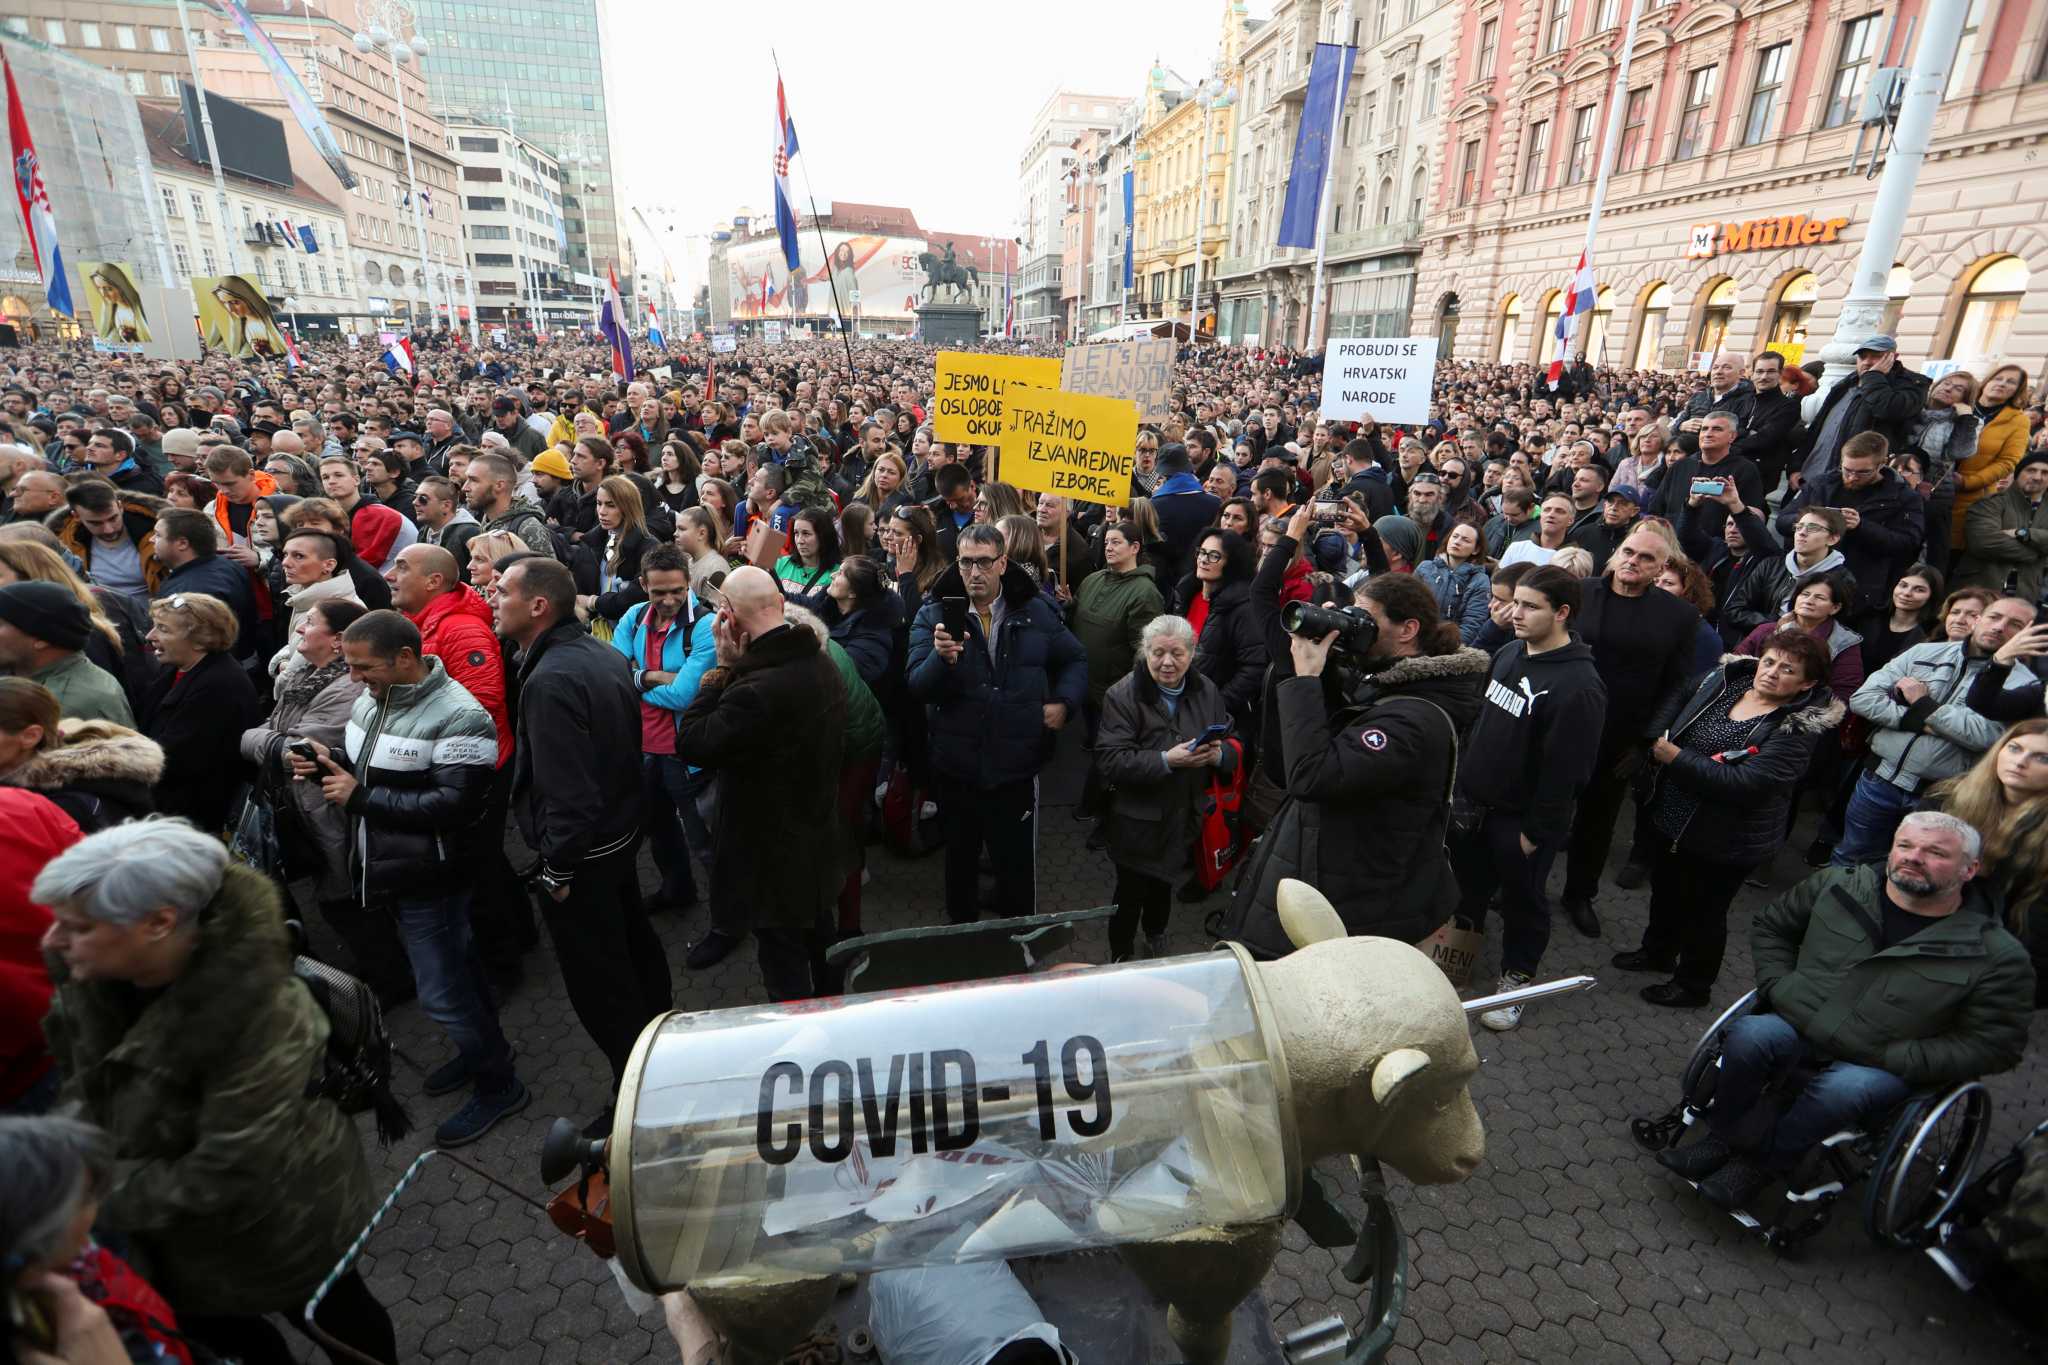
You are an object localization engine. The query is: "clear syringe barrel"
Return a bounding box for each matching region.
[609,949,1297,1291]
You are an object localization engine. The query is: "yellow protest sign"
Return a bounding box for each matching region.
[932,351,1062,443]
[1060,337,1174,422]
[997,385,1141,508]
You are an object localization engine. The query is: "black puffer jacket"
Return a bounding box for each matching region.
[1638,656,1844,867]
[1222,647,1489,957]
[1177,576,1269,746]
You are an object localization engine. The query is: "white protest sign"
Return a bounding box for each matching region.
[763,321,785,344]
[1320,337,1438,425]
[711,333,737,353]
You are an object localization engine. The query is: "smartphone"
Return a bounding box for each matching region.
[287,738,319,763]
[694,580,725,613]
[1188,721,1232,749]
[940,595,970,639]
[1690,478,1726,497]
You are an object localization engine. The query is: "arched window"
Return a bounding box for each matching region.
[386,264,405,287]
[1377,176,1394,225]
[1352,182,1368,231]
[1634,281,1672,368]
[1586,285,1613,363]
[1497,293,1523,364]
[1947,255,2029,361]
[1767,271,1817,356]
[1540,289,1566,364]
[1694,277,1737,355]
[1881,263,1912,336]
[1408,165,1428,222]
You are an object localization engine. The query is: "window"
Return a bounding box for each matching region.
[1768,272,1818,355]
[1881,263,1912,335]
[1565,103,1598,184]
[1695,277,1737,354]
[3,19,25,37]
[201,247,218,276]
[298,262,310,291]
[466,196,507,212]
[1744,43,1790,145]
[1596,0,1621,30]
[150,27,171,52]
[471,224,511,240]
[1409,165,1428,220]
[253,258,269,286]
[158,73,179,97]
[462,167,503,182]
[1824,14,1881,128]
[189,190,207,222]
[1675,65,1717,159]
[1390,76,1406,129]
[1618,87,1650,169]
[1374,0,1390,41]
[318,262,330,293]
[126,72,147,96]
[44,19,65,44]
[1634,282,1672,368]
[473,252,516,266]
[1362,94,1377,143]
[1496,295,1524,364]
[1945,0,1986,101]
[115,25,137,50]
[458,135,500,153]
[1420,61,1440,118]
[78,22,101,47]
[1948,256,2029,361]
[1478,20,1499,78]
[1377,175,1394,225]
[1522,119,1550,194]
[161,185,179,218]
[1545,0,1572,55]
[1458,138,1481,203]
[173,242,191,274]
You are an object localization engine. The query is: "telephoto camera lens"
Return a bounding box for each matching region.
[1281,600,1379,657]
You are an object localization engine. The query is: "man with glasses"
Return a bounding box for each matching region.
[1774,432,1923,624]
[1725,506,1849,642]
[908,523,1088,924]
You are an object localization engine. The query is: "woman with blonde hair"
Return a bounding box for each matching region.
[1932,717,2048,994]
[854,449,911,517]
[0,536,145,707]
[580,475,652,629]
[1951,363,2032,548]
[139,592,259,830]
[465,529,526,604]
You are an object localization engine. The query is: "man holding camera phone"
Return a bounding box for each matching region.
[1642,411,1764,524]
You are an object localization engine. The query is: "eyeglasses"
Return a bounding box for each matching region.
[1195,548,1226,563]
[957,555,1000,571]
[162,595,193,611]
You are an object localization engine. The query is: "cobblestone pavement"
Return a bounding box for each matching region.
[297,735,2046,1364]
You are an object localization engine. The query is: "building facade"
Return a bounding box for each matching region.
[1016,88,1125,340]
[2,1,191,98]
[445,120,580,331]
[190,0,468,333]
[1082,100,1142,335]
[1414,0,2048,376]
[1215,0,1460,348]
[139,100,359,331]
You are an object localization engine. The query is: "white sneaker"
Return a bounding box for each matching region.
[1479,971,1534,1032]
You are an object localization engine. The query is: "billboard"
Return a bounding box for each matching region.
[178,82,292,190]
[81,261,151,347]
[192,275,290,359]
[725,231,932,323]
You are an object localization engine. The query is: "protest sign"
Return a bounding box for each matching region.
[763,321,784,344]
[1319,337,1439,425]
[997,385,1141,508]
[1060,337,1174,421]
[711,333,737,353]
[933,352,1062,444]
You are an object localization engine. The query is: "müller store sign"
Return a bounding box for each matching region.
[1686,212,1852,259]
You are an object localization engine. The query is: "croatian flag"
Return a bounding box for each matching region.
[284,330,304,370]
[383,336,415,377]
[5,54,72,318]
[645,299,664,350]
[599,263,636,381]
[772,76,802,273]
[280,218,302,251]
[1548,252,1595,384]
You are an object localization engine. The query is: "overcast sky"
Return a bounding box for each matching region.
[607,0,1227,298]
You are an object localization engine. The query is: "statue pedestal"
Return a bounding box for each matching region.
[916,304,982,347]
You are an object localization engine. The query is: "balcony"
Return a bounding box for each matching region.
[1217,255,1253,278]
[1325,219,1424,257]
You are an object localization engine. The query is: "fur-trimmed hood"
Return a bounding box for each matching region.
[1,720,164,791]
[1714,653,1847,734]
[1368,645,1492,688]
[1349,644,1491,734]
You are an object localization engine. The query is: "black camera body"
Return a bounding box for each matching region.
[1282,600,1379,659]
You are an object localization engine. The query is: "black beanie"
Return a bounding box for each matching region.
[0,581,91,652]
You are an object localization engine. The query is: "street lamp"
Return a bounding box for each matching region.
[1189,76,1232,344]
[353,1,438,336]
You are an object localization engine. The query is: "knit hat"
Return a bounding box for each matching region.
[161,428,200,458]
[0,581,91,651]
[530,448,573,480]
[1371,515,1423,567]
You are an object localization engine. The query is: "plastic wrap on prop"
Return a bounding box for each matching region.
[866,1261,1073,1365]
[609,952,1296,1290]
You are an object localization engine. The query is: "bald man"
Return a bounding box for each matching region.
[271,428,307,457]
[676,564,848,998]
[4,468,65,526]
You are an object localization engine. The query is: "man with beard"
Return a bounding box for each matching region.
[1655,813,2031,1210]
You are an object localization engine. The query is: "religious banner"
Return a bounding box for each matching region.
[1060,337,1173,422]
[191,275,289,359]
[933,351,1061,444]
[997,385,1141,508]
[81,261,150,348]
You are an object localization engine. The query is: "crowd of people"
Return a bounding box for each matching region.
[1,322,2046,1359]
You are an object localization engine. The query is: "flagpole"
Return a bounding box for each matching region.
[1569,0,1645,363]
[172,0,240,273]
[1305,2,1355,353]
[772,49,858,382]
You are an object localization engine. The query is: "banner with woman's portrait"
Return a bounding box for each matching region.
[82,261,152,350]
[191,274,289,359]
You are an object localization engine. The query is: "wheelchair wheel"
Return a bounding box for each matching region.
[1679,989,1760,1110]
[1863,1082,1993,1248]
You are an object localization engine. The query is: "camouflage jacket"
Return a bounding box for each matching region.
[43,865,375,1317]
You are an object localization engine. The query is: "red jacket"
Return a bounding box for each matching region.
[0,789,80,1105]
[410,586,513,768]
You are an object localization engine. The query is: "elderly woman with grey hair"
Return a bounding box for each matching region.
[1092,614,1237,960]
[0,1114,197,1363]
[35,818,395,1364]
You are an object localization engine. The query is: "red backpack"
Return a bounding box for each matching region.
[1193,738,1249,893]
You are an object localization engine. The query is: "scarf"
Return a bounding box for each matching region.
[278,655,348,710]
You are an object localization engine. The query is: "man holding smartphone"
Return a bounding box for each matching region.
[1643,412,1764,522]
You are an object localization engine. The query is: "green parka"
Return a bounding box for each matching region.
[1751,863,2034,1088]
[43,865,375,1317]
[1071,563,1164,707]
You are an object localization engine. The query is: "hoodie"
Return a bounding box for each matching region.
[1457,637,1609,841]
[409,585,512,767]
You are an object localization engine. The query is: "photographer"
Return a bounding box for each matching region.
[1222,575,1487,958]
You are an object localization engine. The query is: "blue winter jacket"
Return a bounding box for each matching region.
[1415,558,1492,646]
[908,563,1089,789]
[611,595,718,762]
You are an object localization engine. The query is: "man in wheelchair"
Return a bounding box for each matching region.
[1659,812,2035,1209]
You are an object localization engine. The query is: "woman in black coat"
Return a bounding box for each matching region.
[582,475,655,626]
[140,593,260,830]
[1094,615,1235,960]
[1615,634,1843,1007]
[1176,527,1268,752]
[817,556,900,705]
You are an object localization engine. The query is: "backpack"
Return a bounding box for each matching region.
[879,765,943,856]
[287,924,412,1145]
[1193,738,1250,893]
